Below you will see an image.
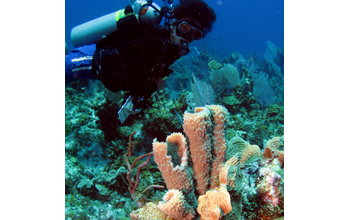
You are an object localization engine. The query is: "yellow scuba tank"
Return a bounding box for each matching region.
[70,2,161,48]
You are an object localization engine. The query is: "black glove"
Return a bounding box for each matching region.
[132,96,148,111]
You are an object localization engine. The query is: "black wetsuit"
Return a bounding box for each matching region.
[92,15,186,99]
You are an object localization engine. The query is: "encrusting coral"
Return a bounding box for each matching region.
[258,164,283,207]
[130,202,167,220]
[256,158,284,219]
[251,137,284,219]
[219,153,240,188]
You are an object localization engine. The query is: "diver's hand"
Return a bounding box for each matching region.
[125,100,142,115]
[118,96,142,124]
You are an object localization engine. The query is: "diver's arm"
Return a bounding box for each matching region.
[65,44,98,83]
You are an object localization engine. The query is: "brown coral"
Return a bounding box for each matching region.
[266,137,281,151]
[262,137,284,168]
[262,146,274,160]
[240,144,261,167]
[277,152,284,169]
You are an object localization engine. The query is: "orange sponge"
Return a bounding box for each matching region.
[197,186,232,220]
[152,133,193,192]
[158,189,195,220]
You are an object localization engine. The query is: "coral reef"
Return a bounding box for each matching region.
[65,45,284,219]
[254,158,284,220]
[142,89,185,142]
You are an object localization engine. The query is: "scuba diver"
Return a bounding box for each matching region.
[65,0,216,123]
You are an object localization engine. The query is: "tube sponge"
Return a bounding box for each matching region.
[152,132,193,192]
[183,107,212,195]
[207,105,228,189]
[183,105,229,194]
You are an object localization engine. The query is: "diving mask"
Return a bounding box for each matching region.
[176,21,203,42]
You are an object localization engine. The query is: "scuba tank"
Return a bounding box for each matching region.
[70,1,162,48]
[129,0,147,16]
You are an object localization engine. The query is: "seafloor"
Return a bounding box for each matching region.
[65,45,284,220]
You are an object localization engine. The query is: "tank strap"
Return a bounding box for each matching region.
[116,5,134,22]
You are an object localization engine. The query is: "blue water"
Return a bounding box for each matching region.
[65,0,283,59]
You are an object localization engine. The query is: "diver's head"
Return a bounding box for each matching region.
[170,18,203,46]
[173,0,216,38]
[168,0,215,55]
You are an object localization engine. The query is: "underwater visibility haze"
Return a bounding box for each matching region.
[65,0,284,219]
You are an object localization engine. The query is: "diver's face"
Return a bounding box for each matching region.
[170,18,203,46]
[170,26,189,46]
